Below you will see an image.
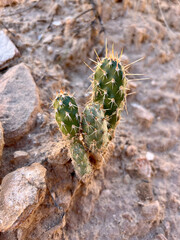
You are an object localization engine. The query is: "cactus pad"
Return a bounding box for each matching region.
[70,140,92,179]
[82,103,109,152]
[53,92,80,139]
[92,57,127,130]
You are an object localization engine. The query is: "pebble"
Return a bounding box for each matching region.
[0,163,46,232]
[135,157,152,179]
[0,30,20,69]
[13,151,29,164]
[126,145,137,157]
[0,122,4,161]
[0,0,23,7]
[141,201,162,222]
[131,103,154,128]
[0,63,40,145]
[146,151,155,161]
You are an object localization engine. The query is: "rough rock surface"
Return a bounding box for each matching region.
[0,122,4,161]
[0,30,20,69]
[0,63,40,145]
[0,163,46,232]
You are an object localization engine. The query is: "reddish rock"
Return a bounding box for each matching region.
[0,63,40,145]
[0,163,46,232]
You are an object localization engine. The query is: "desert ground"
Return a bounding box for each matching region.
[0,0,180,239]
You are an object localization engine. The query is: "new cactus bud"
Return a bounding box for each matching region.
[69,140,92,179]
[82,103,109,153]
[53,92,80,139]
[92,56,127,131]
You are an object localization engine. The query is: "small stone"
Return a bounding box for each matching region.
[48,141,69,165]
[0,63,40,145]
[0,30,20,69]
[131,103,154,128]
[136,181,153,201]
[146,152,155,161]
[53,36,65,47]
[134,158,152,179]
[0,122,4,160]
[0,163,46,232]
[141,201,162,223]
[42,34,53,44]
[126,145,137,157]
[52,20,62,27]
[13,151,29,163]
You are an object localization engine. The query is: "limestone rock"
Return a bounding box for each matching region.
[0,122,4,160]
[0,63,40,145]
[0,163,46,232]
[0,30,20,69]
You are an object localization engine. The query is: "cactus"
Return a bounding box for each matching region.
[53,46,128,180]
[69,140,92,179]
[92,55,127,135]
[53,92,80,139]
[82,103,109,153]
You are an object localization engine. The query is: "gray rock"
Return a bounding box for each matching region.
[0,63,40,145]
[0,122,4,160]
[0,30,20,69]
[0,163,46,232]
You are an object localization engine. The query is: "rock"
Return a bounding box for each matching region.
[0,30,20,69]
[131,103,154,128]
[146,151,155,161]
[48,141,69,165]
[0,0,23,6]
[12,151,29,164]
[0,163,46,232]
[0,63,40,145]
[126,145,137,157]
[134,158,152,179]
[141,201,162,223]
[0,122,4,160]
[136,181,153,201]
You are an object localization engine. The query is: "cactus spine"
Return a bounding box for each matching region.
[53,46,127,180]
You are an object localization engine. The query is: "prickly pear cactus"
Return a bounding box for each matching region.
[53,92,80,139]
[69,140,92,179]
[82,103,109,153]
[92,56,127,132]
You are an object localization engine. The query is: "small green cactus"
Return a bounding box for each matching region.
[69,140,92,179]
[92,56,127,133]
[82,103,109,153]
[53,92,80,139]
[53,46,128,181]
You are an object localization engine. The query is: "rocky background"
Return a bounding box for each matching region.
[0,0,180,239]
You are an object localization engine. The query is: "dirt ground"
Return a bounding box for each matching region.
[0,0,180,239]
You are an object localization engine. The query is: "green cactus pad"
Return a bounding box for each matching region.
[53,92,80,139]
[92,57,127,130]
[70,140,92,179]
[82,103,109,152]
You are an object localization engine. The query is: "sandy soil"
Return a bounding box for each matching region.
[0,0,180,239]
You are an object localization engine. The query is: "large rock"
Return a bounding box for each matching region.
[0,63,40,145]
[0,122,4,160]
[0,163,46,232]
[0,30,20,69]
